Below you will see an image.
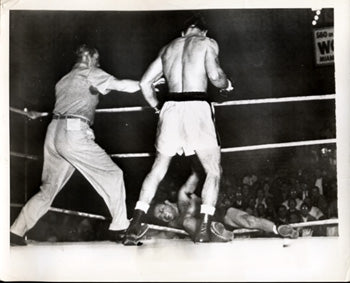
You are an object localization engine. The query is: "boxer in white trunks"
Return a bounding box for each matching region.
[124,14,233,245]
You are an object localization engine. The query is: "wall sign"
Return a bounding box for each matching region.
[314,27,334,66]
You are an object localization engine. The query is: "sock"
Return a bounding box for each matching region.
[135,201,150,213]
[200,204,215,216]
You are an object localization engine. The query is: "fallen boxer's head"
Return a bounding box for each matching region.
[153,201,179,223]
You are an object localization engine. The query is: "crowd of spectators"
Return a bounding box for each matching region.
[214,146,338,237]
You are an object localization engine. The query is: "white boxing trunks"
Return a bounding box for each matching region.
[155,99,219,156]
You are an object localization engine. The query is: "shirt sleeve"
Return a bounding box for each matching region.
[87,68,116,95]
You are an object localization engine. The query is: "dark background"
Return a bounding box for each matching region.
[10,9,335,220]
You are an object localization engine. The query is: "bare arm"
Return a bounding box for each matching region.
[177,171,200,211]
[139,48,165,108]
[178,172,199,199]
[205,39,230,89]
[107,78,140,93]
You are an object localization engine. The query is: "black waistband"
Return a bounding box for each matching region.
[164,92,208,102]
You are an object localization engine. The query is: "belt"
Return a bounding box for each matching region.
[52,114,91,126]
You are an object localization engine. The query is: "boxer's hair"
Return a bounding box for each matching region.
[75,44,98,62]
[182,13,208,32]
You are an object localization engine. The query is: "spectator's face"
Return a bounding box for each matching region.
[288,199,296,209]
[228,190,235,200]
[153,203,177,223]
[311,187,320,197]
[290,189,297,198]
[300,204,309,217]
[236,191,242,200]
[222,198,232,207]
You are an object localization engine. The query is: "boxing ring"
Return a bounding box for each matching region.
[10,93,338,229]
[8,93,344,281]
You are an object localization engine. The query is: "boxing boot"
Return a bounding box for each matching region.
[123,210,149,246]
[194,213,211,243]
[10,232,27,246]
[107,229,127,242]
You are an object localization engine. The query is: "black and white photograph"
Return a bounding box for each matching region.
[1,0,349,281]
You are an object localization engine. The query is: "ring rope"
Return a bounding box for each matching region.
[10,107,50,118]
[96,106,146,113]
[94,94,335,113]
[10,151,39,160]
[149,218,339,236]
[10,138,336,160]
[220,138,336,154]
[111,138,336,158]
[10,107,28,115]
[212,94,335,107]
[231,219,339,235]
[10,94,335,116]
[10,203,339,236]
[110,152,154,158]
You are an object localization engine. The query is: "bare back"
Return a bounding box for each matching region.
[139,29,228,107]
[161,35,210,92]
